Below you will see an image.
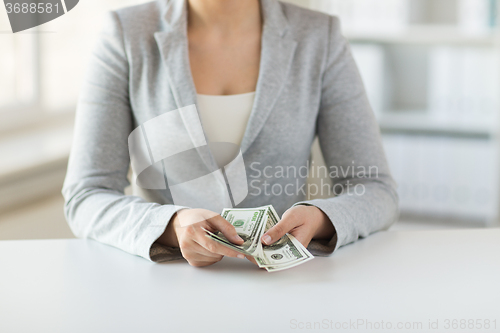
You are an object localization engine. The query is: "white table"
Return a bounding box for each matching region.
[1,229,499,333]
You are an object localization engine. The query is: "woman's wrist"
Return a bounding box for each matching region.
[156,212,181,248]
[309,206,336,240]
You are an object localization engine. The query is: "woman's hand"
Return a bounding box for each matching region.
[261,205,335,248]
[158,209,246,267]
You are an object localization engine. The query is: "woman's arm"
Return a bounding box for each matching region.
[261,16,399,255]
[64,11,245,264]
[63,12,187,262]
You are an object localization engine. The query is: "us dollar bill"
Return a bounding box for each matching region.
[204,205,314,272]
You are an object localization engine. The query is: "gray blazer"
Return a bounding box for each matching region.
[62,0,399,262]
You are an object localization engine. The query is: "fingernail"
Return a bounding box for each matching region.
[236,235,243,242]
[237,254,245,259]
[262,235,271,245]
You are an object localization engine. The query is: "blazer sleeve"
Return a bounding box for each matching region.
[62,12,186,262]
[293,16,399,255]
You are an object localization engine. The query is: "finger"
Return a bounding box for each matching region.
[195,235,246,259]
[261,214,302,246]
[187,240,225,259]
[188,256,223,267]
[245,255,258,266]
[189,252,223,263]
[206,215,244,245]
[181,242,223,267]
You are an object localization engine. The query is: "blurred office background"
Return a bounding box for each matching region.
[1,0,499,240]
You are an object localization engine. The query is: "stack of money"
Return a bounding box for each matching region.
[203,205,313,272]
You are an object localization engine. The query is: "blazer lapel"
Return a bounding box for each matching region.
[240,0,298,153]
[154,0,195,111]
[154,0,217,170]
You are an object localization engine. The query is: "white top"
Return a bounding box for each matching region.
[197,92,255,166]
[197,92,255,145]
[1,229,499,333]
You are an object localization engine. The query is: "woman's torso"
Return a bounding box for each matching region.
[116,0,334,213]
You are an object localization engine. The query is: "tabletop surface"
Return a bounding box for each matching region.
[1,228,499,333]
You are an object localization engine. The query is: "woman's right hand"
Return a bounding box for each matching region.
[158,208,246,267]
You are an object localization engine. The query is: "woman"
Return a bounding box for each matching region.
[63,0,398,267]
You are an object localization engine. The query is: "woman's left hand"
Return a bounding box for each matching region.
[261,205,336,248]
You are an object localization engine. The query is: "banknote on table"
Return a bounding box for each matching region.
[203,205,313,272]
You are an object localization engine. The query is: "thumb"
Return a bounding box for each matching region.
[261,216,299,245]
[207,215,244,245]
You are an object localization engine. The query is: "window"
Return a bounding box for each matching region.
[0,21,38,116]
[0,0,148,131]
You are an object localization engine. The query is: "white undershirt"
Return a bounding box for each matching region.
[197,92,255,167]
